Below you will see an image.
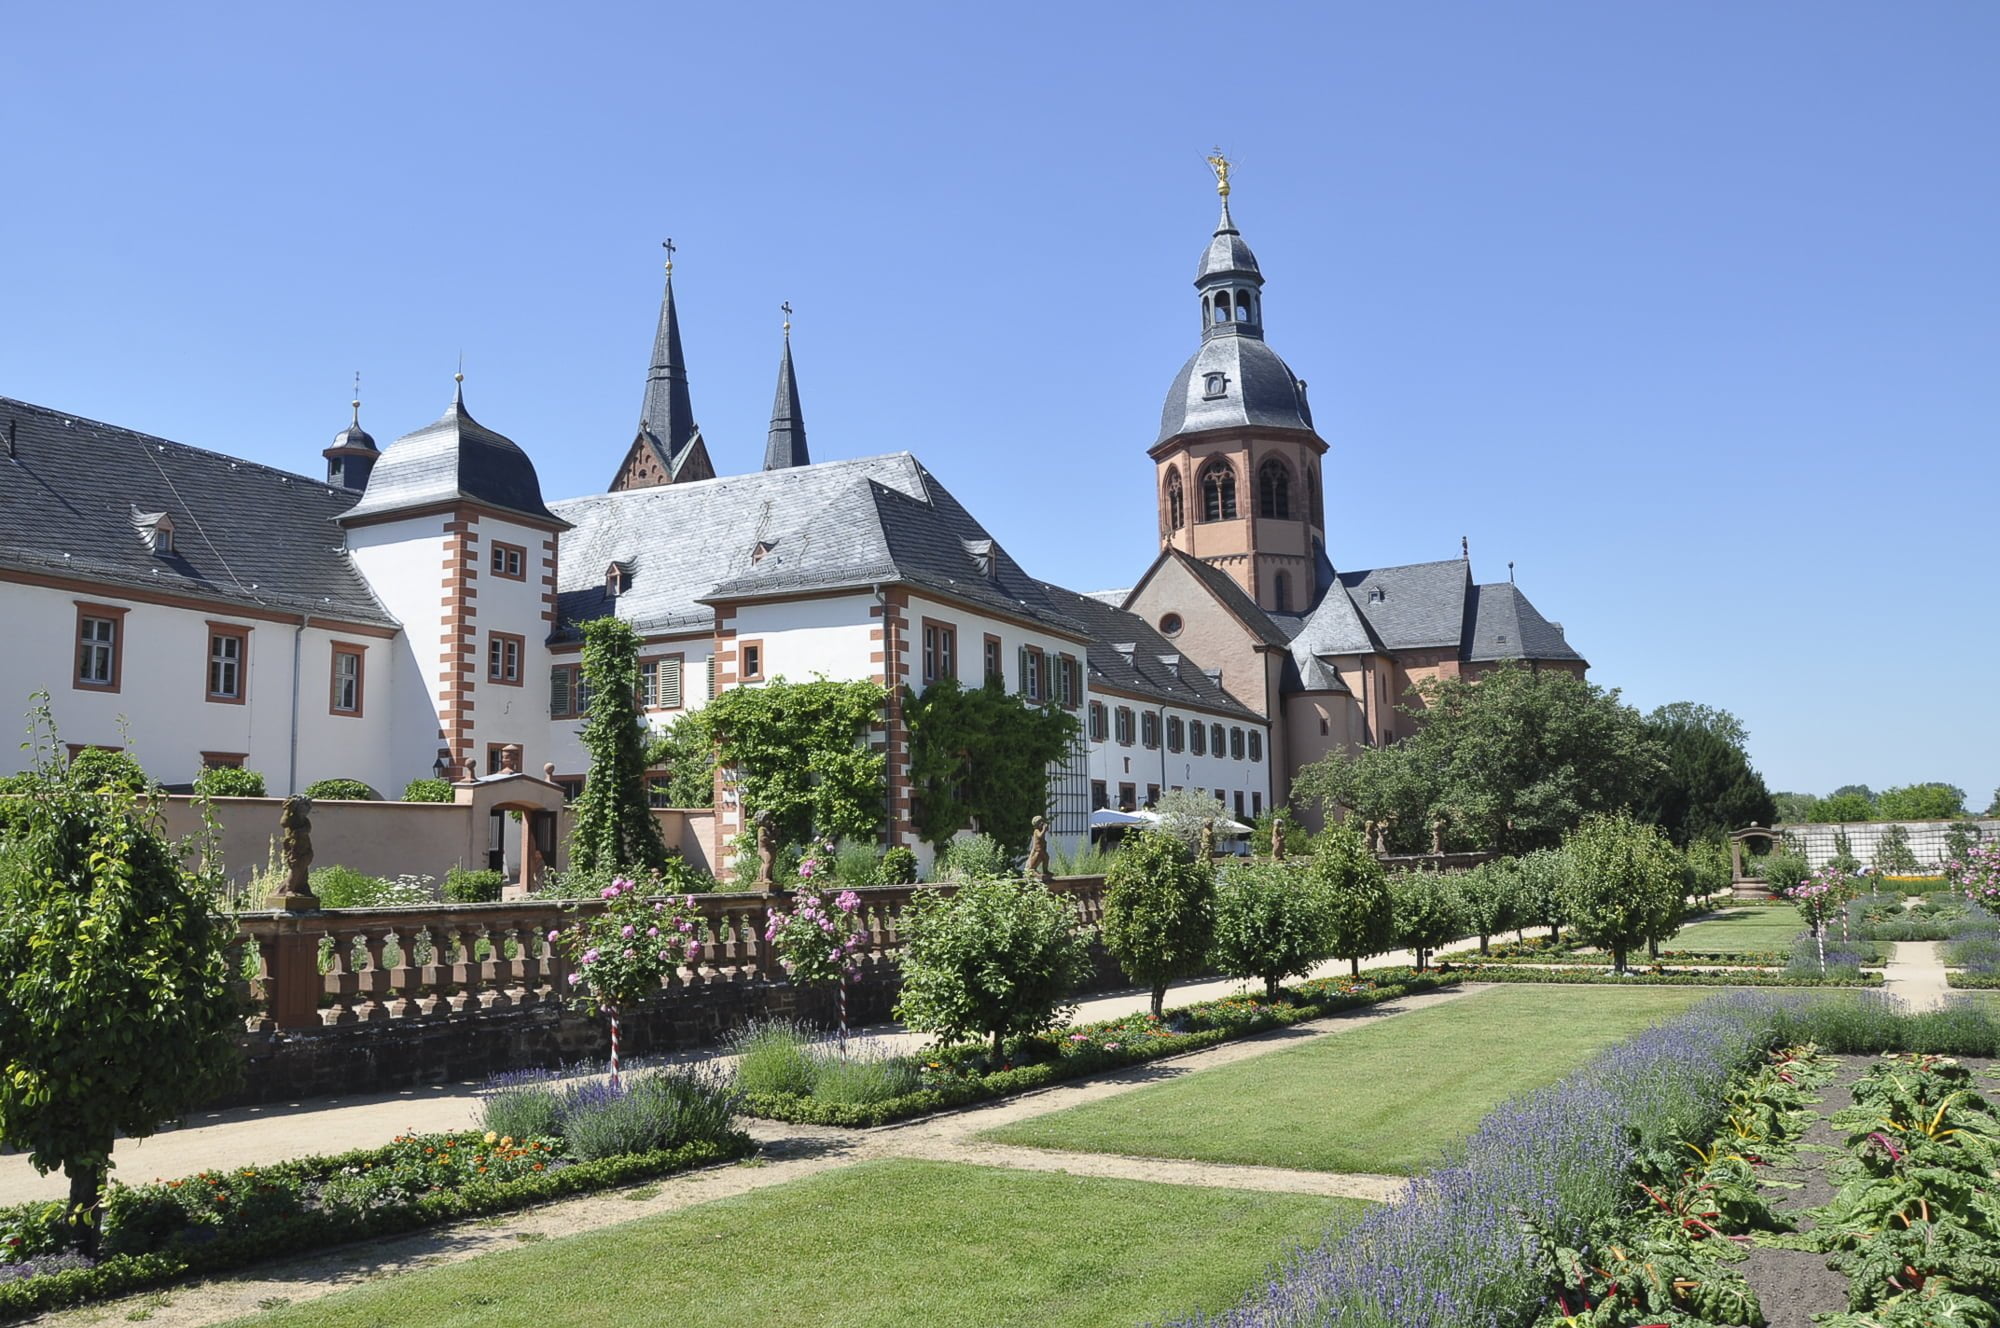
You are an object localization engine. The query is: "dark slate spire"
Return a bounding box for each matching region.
[323,372,378,492]
[762,308,809,470]
[638,241,697,460]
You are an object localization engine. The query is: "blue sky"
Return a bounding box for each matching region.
[4,4,1995,808]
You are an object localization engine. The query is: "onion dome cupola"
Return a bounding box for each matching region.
[323,375,379,492]
[337,373,565,528]
[762,305,809,470]
[1155,159,1316,446]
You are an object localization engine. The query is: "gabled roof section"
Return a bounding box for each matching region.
[339,384,564,528]
[1035,581,1264,722]
[0,395,395,626]
[1130,548,1291,650]
[1336,558,1472,652]
[1467,582,1587,665]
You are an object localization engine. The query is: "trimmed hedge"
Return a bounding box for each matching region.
[1945,973,2000,989]
[0,1133,752,1322]
[1443,963,1883,988]
[738,970,1462,1128]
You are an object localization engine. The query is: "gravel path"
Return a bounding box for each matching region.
[1881,940,1952,1009]
[21,984,1479,1328]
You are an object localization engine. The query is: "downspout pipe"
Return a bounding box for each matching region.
[287,616,308,795]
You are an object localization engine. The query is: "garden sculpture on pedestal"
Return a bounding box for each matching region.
[1198,820,1217,863]
[277,795,318,911]
[1270,812,1287,861]
[1026,814,1052,883]
[754,809,777,891]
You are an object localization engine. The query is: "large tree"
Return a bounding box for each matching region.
[1807,792,1875,824]
[1296,663,1662,856]
[1875,783,1968,821]
[1635,711,1776,847]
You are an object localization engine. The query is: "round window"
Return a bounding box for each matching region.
[1159,613,1184,637]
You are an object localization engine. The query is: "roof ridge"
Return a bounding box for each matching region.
[0,395,349,493]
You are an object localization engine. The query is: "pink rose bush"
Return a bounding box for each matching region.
[551,878,703,1018]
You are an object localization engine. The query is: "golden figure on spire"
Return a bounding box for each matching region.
[1206,150,1232,198]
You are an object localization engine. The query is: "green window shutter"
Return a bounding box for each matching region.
[706,655,716,699]
[550,665,571,718]
[1018,645,1029,695]
[660,657,683,709]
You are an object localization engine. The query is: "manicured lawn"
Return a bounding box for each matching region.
[228,1160,1359,1328]
[982,986,1710,1175]
[1666,905,1802,955]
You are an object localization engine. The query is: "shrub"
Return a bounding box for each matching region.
[1558,812,1683,972]
[1389,871,1464,969]
[894,875,1093,1056]
[1103,830,1216,1018]
[554,1066,737,1161]
[831,839,881,887]
[191,767,265,798]
[302,778,376,801]
[307,865,390,908]
[1682,838,1732,899]
[876,845,918,884]
[1313,824,1394,974]
[477,1068,565,1141]
[933,833,1011,882]
[1251,804,1311,859]
[442,867,507,904]
[400,777,454,803]
[728,1020,820,1098]
[65,748,149,792]
[809,1046,922,1105]
[535,861,715,900]
[1049,839,1114,878]
[1211,861,1329,999]
[1762,850,1810,893]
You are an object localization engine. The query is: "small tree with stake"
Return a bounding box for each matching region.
[1314,823,1395,976]
[0,702,240,1251]
[1558,812,1683,974]
[1103,830,1216,1018]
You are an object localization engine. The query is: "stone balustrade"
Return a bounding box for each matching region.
[231,878,1108,1034]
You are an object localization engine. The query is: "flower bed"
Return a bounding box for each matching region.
[1443,963,1884,987]
[1169,992,2000,1328]
[736,969,1462,1128]
[0,1067,751,1321]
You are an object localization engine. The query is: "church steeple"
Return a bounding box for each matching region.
[608,240,715,490]
[1196,154,1265,339]
[639,239,697,456]
[763,305,809,470]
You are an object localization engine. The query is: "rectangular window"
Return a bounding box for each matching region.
[639,655,684,710]
[1090,780,1108,810]
[738,639,765,682]
[1234,791,1247,819]
[1088,701,1108,742]
[1056,653,1080,709]
[922,620,957,686]
[486,743,510,775]
[1252,791,1263,818]
[489,541,527,580]
[1190,721,1207,756]
[1211,723,1226,756]
[1118,782,1137,811]
[648,776,673,809]
[205,623,249,704]
[330,642,365,716]
[488,632,524,685]
[1114,706,1134,746]
[1166,715,1184,753]
[1248,730,1263,762]
[983,634,1003,685]
[200,751,247,770]
[550,663,575,718]
[1141,712,1161,750]
[555,777,585,803]
[73,602,127,691]
[1230,727,1246,760]
[1146,783,1160,808]
[1022,646,1045,702]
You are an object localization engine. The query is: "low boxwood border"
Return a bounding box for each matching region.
[0,1132,753,1323]
[1945,972,2000,989]
[739,971,1463,1128]
[1445,964,1882,988]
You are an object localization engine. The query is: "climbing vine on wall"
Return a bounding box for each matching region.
[706,676,887,849]
[903,678,1078,854]
[569,617,670,874]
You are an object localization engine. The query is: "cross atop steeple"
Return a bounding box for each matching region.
[662,236,675,274]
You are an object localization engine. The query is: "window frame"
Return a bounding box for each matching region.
[1248,730,1263,762]
[1118,782,1137,812]
[489,540,527,581]
[639,653,686,711]
[1056,653,1080,710]
[1166,715,1185,753]
[1140,711,1161,751]
[204,621,250,705]
[329,641,366,718]
[921,618,958,687]
[487,631,525,687]
[1114,706,1135,747]
[1190,721,1207,756]
[1210,722,1225,756]
[199,750,248,770]
[550,661,591,719]
[738,638,766,682]
[1230,726,1246,760]
[1088,701,1108,743]
[1022,645,1046,702]
[983,634,1004,686]
[73,601,128,693]
[1090,780,1109,810]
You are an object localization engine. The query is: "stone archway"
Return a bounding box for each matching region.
[453,764,568,897]
[1727,825,1783,898]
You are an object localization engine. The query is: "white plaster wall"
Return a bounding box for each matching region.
[0,577,400,793]
[729,592,878,683]
[1086,688,1270,814]
[346,518,449,786]
[465,514,558,775]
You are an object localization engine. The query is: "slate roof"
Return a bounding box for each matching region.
[762,337,809,470]
[635,270,701,479]
[1337,559,1474,652]
[0,395,396,626]
[1466,582,1586,664]
[550,454,1088,641]
[1197,197,1262,283]
[1156,333,1316,447]
[1034,581,1264,722]
[339,386,563,527]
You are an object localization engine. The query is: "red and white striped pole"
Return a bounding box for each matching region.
[837,977,848,1057]
[608,1006,622,1090]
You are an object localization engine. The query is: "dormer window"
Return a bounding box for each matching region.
[131,508,175,556]
[605,561,632,598]
[1201,372,1229,400]
[960,538,995,579]
[752,540,776,565]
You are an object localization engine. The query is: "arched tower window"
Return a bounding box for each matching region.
[1258,459,1291,519]
[1199,460,1237,522]
[1213,298,1230,324]
[1236,290,1254,323]
[1273,571,1290,613]
[1165,471,1185,532]
[1305,470,1322,526]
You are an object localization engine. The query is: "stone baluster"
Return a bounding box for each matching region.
[446,924,480,1013]
[355,928,391,1021]
[243,933,279,1033]
[322,927,361,1025]
[413,925,449,1016]
[476,922,511,1010]
[498,925,536,1008]
[383,927,420,1019]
